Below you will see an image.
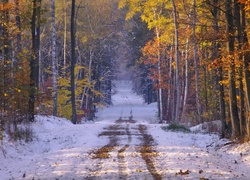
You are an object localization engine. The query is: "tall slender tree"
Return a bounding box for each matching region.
[225,0,240,138]
[51,0,57,116]
[239,0,250,139]
[15,0,21,59]
[234,0,246,137]
[172,0,180,123]
[70,0,77,124]
[193,0,202,123]
[29,0,41,122]
[1,0,10,138]
[209,0,227,137]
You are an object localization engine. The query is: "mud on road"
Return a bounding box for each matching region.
[88,119,162,180]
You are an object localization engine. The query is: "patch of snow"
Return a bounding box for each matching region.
[190,120,222,134]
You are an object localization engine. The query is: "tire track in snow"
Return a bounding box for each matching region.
[138,124,162,180]
[90,125,120,179]
[89,120,162,179]
[117,124,131,179]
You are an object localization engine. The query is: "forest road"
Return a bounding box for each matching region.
[88,119,162,180]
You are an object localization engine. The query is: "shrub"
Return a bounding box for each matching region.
[162,123,191,133]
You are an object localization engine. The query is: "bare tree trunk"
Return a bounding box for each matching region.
[193,0,202,123]
[152,9,163,122]
[210,0,227,137]
[64,0,67,68]
[241,4,250,139]
[1,0,9,134]
[172,0,180,123]
[81,48,94,112]
[70,0,77,124]
[167,43,173,121]
[182,38,189,121]
[234,0,246,137]
[52,0,57,116]
[218,66,227,136]
[156,26,163,122]
[226,0,240,138]
[29,0,41,122]
[13,0,21,132]
[15,0,21,58]
[36,0,41,88]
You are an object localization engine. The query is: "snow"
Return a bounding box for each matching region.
[0,80,250,179]
[96,81,158,124]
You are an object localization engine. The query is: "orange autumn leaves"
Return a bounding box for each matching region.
[142,37,170,90]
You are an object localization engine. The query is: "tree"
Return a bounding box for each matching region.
[51,0,58,116]
[29,0,41,122]
[1,0,9,114]
[234,0,246,137]
[209,0,227,137]
[0,0,10,140]
[172,0,181,123]
[193,0,202,123]
[225,0,240,138]
[15,0,22,59]
[240,0,250,140]
[70,0,77,124]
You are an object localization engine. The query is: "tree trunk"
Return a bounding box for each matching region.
[153,9,163,122]
[218,66,227,137]
[210,0,227,137]
[29,0,41,122]
[15,0,21,59]
[156,27,163,122]
[226,0,240,138]
[52,0,58,116]
[193,0,202,123]
[172,0,180,123]
[234,0,246,137]
[1,0,9,136]
[241,4,250,139]
[182,38,189,121]
[36,0,41,88]
[82,48,94,116]
[70,0,77,124]
[64,0,67,68]
[167,43,173,121]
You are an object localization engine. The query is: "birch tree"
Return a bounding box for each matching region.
[52,0,57,116]
[171,0,180,123]
[193,0,202,123]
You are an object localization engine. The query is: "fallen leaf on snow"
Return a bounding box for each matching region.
[200,178,208,180]
[136,169,142,172]
[176,169,190,176]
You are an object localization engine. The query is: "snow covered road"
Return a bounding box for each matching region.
[1,80,250,179]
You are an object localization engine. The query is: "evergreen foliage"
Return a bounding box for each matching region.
[162,124,191,133]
